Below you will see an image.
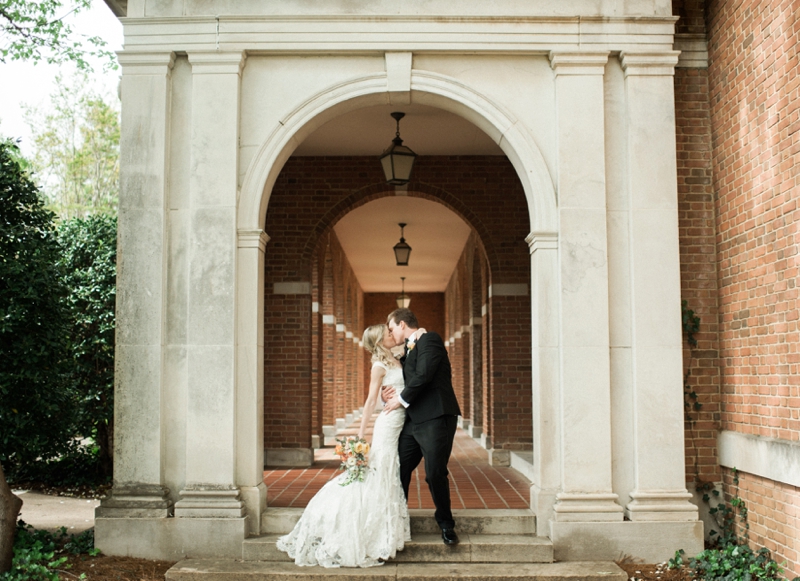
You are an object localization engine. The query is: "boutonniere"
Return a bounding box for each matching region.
[407,341,416,352]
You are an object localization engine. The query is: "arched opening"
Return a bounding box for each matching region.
[262,168,534,466]
[236,78,559,527]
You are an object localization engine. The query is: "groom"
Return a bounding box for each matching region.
[383,308,462,545]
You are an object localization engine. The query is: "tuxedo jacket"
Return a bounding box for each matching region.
[400,331,462,424]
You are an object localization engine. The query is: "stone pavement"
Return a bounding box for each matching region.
[13,490,100,533]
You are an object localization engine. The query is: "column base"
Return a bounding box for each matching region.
[311,435,321,449]
[95,515,248,560]
[174,488,245,518]
[625,490,699,521]
[239,483,267,535]
[345,413,354,425]
[550,520,703,562]
[488,449,511,466]
[458,417,471,431]
[531,485,557,537]
[323,425,336,446]
[552,492,624,522]
[335,418,346,430]
[95,484,173,518]
[264,448,313,467]
[469,425,483,439]
[480,433,492,449]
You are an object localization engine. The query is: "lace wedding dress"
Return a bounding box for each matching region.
[276,362,411,567]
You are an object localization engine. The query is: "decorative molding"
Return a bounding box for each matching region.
[272,282,310,294]
[117,51,176,75]
[718,430,800,488]
[237,229,270,251]
[620,51,680,77]
[174,488,245,518]
[187,51,247,75]
[481,304,487,317]
[336,323,345,333]
[385,52,413,92]
[311,301,319,313]
[674,33,708,69]
[345,331,353,339]
[322,314,335,325]
[549,51,609,75]
[526,231,558,254]
[120,16,678,55]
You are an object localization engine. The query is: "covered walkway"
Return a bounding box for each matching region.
[264,413,530,510]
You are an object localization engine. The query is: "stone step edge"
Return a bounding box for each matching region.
[166,560,625,580]
[243,533,553,564]
[261,507,537,535]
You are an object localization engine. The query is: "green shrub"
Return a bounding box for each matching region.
[57,214,116,480]
[670,469,799,581]
[0,520,99,581]
[0,139,75,474]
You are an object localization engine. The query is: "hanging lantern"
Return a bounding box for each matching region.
[380,112,417,186]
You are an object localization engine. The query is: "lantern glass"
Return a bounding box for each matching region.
[380,144,416,185]
[393,240,411,266]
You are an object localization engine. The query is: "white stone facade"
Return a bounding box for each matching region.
[98,0,703,562]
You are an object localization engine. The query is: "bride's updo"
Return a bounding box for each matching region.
[362,324,396,368]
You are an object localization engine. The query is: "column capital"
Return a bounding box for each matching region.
[188,51,247,75]
[117,51,175,75]
[549,51,609,75]
[238,229,270,251]
[526,231,558,254]
[620,51,680,77]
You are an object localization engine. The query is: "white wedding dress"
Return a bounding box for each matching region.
[276,362,411,567]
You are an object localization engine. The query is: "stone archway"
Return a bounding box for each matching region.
[235,68,560,535]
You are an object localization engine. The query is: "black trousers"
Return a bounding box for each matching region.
[398,414,458,530]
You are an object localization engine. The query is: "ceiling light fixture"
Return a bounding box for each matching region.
[380,112,417,186]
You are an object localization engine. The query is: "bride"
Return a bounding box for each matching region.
[276,324,414,567]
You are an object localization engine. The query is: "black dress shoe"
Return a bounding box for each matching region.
[441,528,459,545]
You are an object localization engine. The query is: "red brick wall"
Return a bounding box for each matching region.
[675,64,723,486]
[704,0,800,573]
[363,292,446,337]
[264,226,364,451]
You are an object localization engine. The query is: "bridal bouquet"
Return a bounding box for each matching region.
[334,436,370,486]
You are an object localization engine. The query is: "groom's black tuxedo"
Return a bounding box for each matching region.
[398,331,461,531]
[400,332,462,423]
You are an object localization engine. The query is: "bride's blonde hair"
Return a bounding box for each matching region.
[362,324,396,368]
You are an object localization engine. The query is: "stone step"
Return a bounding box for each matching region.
[243,534,553,563]
[261,508,536,536]
[167,560,625,581]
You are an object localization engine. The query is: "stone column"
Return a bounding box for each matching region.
[527,231,560,532]
[236,229,269,534]
[549,51,623,522]
[97,52,175,518]
[620,51,698,521]
[174,51,247,518]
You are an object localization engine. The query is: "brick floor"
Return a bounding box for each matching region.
[264,413,531,509]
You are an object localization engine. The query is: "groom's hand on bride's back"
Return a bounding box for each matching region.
[381,385,396,403]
